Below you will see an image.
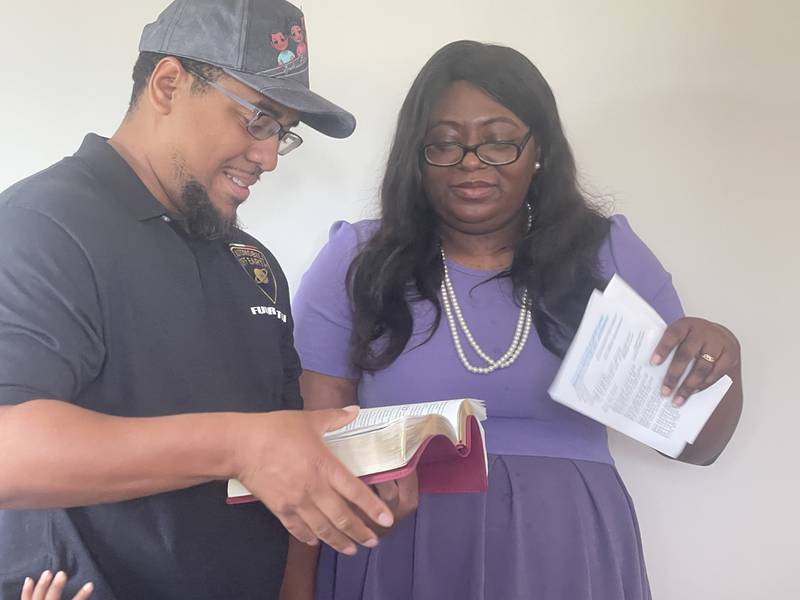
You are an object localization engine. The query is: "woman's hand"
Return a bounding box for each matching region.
[21,571,93,600]
[651,317,741,407]
[343,472,419,540]
[370,472,419,536]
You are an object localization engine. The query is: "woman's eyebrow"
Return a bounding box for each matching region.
[429,116,521,129]
[428,119,463,130]
[480,116,521,127]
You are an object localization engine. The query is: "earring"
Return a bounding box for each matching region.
[525,201,534,233]
[534,161,541,171]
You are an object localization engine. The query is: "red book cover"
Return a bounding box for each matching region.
[226,415,487,505]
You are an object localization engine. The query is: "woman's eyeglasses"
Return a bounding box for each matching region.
[422,131,532,167]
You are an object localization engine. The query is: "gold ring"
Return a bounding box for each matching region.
[698,352,717,364]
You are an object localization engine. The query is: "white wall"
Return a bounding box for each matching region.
[1,1,798,597]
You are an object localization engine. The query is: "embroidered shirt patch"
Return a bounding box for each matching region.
[230,243,278,303]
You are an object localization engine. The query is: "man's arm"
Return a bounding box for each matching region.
[0,207,392,553]
[0,398,393,554]
[279,370,419,600]
[0,399,238,508]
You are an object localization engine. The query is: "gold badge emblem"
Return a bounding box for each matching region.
[254,268,270,285]
[229,243,278,303]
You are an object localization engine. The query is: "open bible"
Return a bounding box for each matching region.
[227,398,488,504]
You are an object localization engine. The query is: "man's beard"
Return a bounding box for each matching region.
[175,179,239,240]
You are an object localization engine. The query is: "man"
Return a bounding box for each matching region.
[0,1,395,598]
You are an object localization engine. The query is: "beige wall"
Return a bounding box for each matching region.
[1,1,798,597]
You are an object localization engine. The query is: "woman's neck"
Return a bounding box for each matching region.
[439,220,521,270]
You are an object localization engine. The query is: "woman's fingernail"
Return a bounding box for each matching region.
[82,582,95,592]
[23,577,33,589]
[377,512,394,527]
[54,571,67,581]
[651,354,662,366]
[673,396,685,407]
[343,544,358,556]
[661,385,671,396]
[364,537,379,548]
[39,570,52,582]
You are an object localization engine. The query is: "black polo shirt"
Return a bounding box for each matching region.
[0,134,302,599]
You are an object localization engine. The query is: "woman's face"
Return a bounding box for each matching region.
[422,81,539,236]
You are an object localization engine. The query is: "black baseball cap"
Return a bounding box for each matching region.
[139,0,356,138]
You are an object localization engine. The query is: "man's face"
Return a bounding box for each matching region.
[271,32,289,51]
[160,72,299,238]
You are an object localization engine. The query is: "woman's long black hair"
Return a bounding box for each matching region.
[349,41,610,371]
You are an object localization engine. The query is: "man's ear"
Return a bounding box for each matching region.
[146,57,189,116]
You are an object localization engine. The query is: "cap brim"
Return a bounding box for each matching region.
[223,68,356,139]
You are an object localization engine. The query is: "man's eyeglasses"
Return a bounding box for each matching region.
[422,131,533,167]
[189,71,303,156]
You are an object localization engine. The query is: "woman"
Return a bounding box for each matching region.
[281,41,742,599]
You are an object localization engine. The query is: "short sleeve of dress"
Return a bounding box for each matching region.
[598,214,685,325]
[293,220,377,380]
[0,206,105,406]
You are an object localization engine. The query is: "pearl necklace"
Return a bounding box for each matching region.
[440,248,532,374]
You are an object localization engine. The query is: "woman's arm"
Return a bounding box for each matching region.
[678,362,743,465]
[279,370,421,599]
[280,370,357,600]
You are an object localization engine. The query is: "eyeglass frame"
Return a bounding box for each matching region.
[187,70,303,155]
[421,131,534,167]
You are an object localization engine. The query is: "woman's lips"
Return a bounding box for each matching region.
[450,181,498,200]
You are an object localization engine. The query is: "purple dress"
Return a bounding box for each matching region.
[292,215,683,600]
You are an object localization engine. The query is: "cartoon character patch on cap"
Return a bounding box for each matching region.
[230,243,278,303]
[290,22,307,56]
[271,31,296,66]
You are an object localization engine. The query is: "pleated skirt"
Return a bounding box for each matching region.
[315,455,651,600]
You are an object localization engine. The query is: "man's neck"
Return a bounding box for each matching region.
[108,121,179,215]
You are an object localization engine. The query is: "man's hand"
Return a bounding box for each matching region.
[232,406,393,555]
